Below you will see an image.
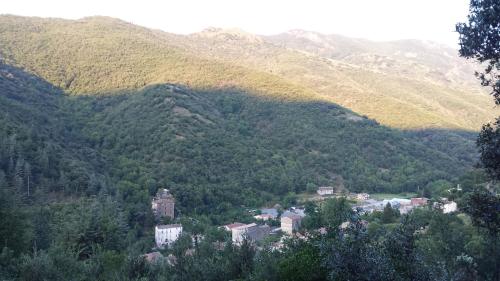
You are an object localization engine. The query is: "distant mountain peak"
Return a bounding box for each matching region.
[284,29,325,43]
[193,27,263,43]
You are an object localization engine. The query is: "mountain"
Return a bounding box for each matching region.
[1,16,496,130]
[267,29,479,89]
[0,15,488,216]
[0,63,108,198]
[2,13,500,281]
[183,28,497,130]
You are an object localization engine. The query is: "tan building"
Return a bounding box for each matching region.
[281,214,303,235]
[152,189,175,219]
[410,197,428,207]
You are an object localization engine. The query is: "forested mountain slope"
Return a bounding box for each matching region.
[70,85,476,212]
[0,16,497,130]
[0,63,108,199]
[0,15,483,213]
[0,15,320,101]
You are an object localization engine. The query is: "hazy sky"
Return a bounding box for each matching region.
[1,0,470,47]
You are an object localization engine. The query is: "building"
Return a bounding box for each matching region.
[356,193,370,201]
[254,214,274,221]
[260,208,279,219]
[155,224,183,248]
[317,186,334,196]
[222,222,246,232]
[152,189,175,219]
[281,214,303,235]
[399,205,415,214]
[443,201,458,213]
[232,223,271,245]
[411,197,429,207]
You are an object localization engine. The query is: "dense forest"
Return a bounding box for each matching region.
[0,62,476,212]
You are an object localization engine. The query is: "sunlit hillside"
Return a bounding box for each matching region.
[183,28,497,130]
[0,15,496,129]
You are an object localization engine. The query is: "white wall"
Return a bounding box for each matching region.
[155,226,182,248]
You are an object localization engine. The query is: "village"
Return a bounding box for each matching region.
[144,186,458,263]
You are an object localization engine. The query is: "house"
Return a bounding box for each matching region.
[356,193,370,201]
[281,214,303,235]
[155,224,183,248]
[443,201,458,213]
[152,189,175,219]
[254,214,274,221]
[289,207,306,217]
[399,205,415,214]
[222,222,246,232]
[231,223,271,245]
[411,197,429,207]
[260,208,279,219]
[317,186,334,196]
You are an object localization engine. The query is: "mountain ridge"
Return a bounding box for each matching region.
[1,15,497,130]
[0,15,482,206]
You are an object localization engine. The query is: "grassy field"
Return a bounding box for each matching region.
[370,192,419,200]
[294,192,419,204]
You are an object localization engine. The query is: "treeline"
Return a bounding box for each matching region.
[2,184,499,281]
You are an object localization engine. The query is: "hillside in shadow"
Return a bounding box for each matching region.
[67,83,481,215]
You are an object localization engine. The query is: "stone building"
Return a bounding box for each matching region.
[152,188,175,219]
[281,214,303,235]
[231,223,271,245]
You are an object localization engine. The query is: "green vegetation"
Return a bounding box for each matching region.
[0,61,474,214]
[456,2,500,279]
[0,11,499,281]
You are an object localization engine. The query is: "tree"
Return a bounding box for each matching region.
[384,216,433,281]
[457,0,500,180]
[302,201,322,230]
[477,119,500,180]
[457,0,500,104]
[321,197,353,229]
[322,215,394,281]
[0,181,28,254]
[382,203,399,224]
[457,3,500,279]
[278,240,326,281]
[463,188,500,280]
